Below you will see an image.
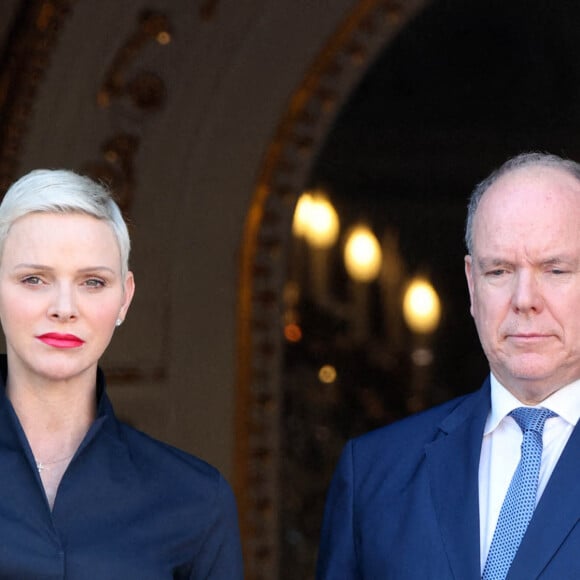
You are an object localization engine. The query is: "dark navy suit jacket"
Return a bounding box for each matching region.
[0,357,243,579]
[317,377,580,579]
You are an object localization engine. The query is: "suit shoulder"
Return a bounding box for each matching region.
[350,390,480,462]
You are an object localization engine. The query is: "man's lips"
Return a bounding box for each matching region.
[37,333,85,348]
[506,333,554,344]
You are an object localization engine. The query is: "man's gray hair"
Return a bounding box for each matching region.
[465,152,580,254]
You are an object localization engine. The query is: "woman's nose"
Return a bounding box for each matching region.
[47,284,78,321]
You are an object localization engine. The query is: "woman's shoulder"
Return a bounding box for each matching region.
[115,420,228,491]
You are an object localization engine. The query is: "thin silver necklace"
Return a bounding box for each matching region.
[35,454,74,473]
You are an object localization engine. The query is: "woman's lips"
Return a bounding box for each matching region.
[37,333,85,348]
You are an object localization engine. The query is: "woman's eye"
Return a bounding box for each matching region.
[22,276,43,285]
[84,278,106,288]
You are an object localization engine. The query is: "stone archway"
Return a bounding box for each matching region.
[234,1,430,577]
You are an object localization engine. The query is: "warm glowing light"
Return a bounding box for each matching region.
[284,323,302,342]
[307,197,339,248]
[292,193,314,237]
[157,31,171,45]
[292,191,340,249]
[318,364,337,384]
[403,278,441,334]
[343,225,382,282]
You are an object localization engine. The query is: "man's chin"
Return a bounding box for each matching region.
[498,366,570,403]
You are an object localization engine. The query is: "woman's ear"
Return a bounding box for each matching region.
[118,271,135,322]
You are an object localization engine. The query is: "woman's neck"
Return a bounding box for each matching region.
[5,373,98,511]
[6,373,97,458]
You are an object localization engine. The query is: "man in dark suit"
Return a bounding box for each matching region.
[317,152,580,579]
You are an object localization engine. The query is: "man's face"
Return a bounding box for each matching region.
[465,165,580,404]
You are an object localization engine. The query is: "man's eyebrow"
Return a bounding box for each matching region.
[476,256,578,269]
[540,256,578,268]
[476,257,512,269]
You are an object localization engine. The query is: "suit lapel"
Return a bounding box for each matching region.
[507,419,580,578]
[425,383,490,580]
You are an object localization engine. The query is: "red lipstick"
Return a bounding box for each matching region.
[37,333,85,349]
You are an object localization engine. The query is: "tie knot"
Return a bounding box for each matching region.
[510,407,556,434]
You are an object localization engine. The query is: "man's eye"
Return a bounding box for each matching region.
[487,269,506,277]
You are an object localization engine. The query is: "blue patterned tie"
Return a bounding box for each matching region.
[482,407,556,580]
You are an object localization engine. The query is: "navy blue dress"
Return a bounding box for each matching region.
[0,357,243,579]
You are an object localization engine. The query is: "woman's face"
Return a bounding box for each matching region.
[0,212,134,386]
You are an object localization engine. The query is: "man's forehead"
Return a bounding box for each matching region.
[486,164,580,197]
[474,167,580,223]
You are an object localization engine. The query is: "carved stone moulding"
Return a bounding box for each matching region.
[0,0,77,194]
[235,1,431,577]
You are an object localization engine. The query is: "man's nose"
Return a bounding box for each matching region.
[511,270,543,314]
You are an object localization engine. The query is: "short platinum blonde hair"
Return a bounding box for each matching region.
[0,169,131,277]
[465,152,580,254]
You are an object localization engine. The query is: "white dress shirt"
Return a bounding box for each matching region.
[478,374,580,573]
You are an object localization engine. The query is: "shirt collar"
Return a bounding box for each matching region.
[485,373,580,435]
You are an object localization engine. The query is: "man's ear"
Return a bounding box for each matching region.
[464,255,475,317]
